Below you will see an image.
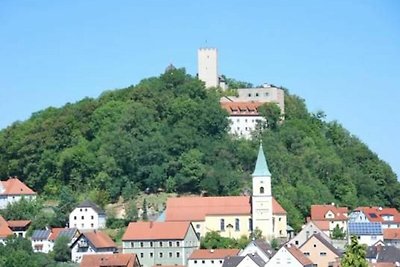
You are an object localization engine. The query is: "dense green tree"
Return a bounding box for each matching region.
[331,225,346,240]
[341,236,368,267]
[52,236,71,262]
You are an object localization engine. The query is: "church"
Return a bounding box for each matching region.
[163,144,287,240]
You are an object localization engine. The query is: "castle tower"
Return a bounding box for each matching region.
[251,143,274,240]
[198,48,219,88]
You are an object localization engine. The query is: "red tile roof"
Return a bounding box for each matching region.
[383,228,400,240]
[165,196,286,221]
[286,244,313,266]
[311,204,348,221]
[0,215,13,238]
[80,253,137,267]
[221,102,263,116]
[7,220,31,228]
[49,228,64,241]
[311,220,330,231]
[189,249,240,259]
[122,221,192,241]
[355,207,400,223]
[83,231,117,249]
[1,177,36,195]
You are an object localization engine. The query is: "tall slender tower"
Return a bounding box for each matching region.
[197,48,219,88]
[252,143,274,240]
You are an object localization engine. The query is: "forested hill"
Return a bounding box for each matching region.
[0,68,398,229]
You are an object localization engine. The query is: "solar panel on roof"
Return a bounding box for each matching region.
[31,229,50,240]
[348,222,382,235]
[57,228,76,240]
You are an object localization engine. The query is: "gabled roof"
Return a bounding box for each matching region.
[285,244,314,266]
[252,144,271,176]
[76,200,105,215]
[49,227,79,242]
[73,231,116,249]
[222,253,266,267]
[0,177,36,195]
[189,249,240,260]
[383,228,400,240]
[310,204,348,221]
[80,253,138,267]
[31,229,51,240]
[300,233,340,256]
[310,220,330,231]
[253,239,274,257]
[0,215,13,238]
[348,222,382,236]
[376,246,400,263]
[354,206,400,223]
[165,196,286,221]
[122,221,192,241]
[221,102,263,116]
[7,220,31,228]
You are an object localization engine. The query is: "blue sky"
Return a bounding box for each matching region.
[1,1,399,177]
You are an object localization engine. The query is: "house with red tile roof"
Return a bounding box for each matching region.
[383,228,400,248]
[164,145,287,241]
[265,243,314,267]
[7,220,31,238]
[299,233,341,267]
[0,176,37,209]
[0,215,13,245]
[71,230,117,263]
[188,249,240,267]
[350,206,400,229]
[310,204,348,236]
[31,227,79,253]
[80,253,140,267]
[122,221,199,267]
[289,221,332,248]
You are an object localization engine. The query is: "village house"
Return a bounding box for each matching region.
[265,243,314,267]
[69,200,106,230]
[298,233,341,267]
[366,245,400,265]
[164,145,287,241]
[0,215,12,245]
[350,207,400,229]
[310,204,348,237]
[31,227,79,253]
[188,249,239,267]
[80,253,141,267]
[70,230,117,263]
[222,253,266,267]
[0,176,37,209]
[290,221,331,248]
[7,220,30,238]
[239,239,274,263]
[122,221,199,267]
[383,228,400,248]
[348,222,383,246]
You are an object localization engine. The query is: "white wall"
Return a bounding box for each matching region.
[228,116,264,139]
[188,258,224,267]
[69,207,104,230]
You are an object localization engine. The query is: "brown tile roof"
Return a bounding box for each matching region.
[122,221,191,241]
[7,220,31,228]
[189,249,240,259]
[311,204,348,221]
[165,196,286,221]
[383,228,400,240]
[355,206,400,223]
[0,215,13,238]
[1,177,36,195]
[80,253,137,267]
[83,231,117,249]
[286,244,314,266]
[221,102,263,116]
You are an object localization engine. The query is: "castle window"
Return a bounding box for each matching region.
[235,218,240,231]
[260,187,264,194]
[220,219,225,231]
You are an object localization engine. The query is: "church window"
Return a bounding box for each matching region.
[220,219,225,231]
[235,218,240,231]
[260,187,264,194]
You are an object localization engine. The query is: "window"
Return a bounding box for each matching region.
[202,260,205,264]
[320,252,327,256]
[150,242,153,247]
[91,216,94,220]
[159,252,163,258]
[278,217,282,221]
[80,209,82,212]
[194,261,198,264]
[304,252,310,256]
[211,260,214,264]
[81,223,84,228]
[85,208,87,212]
[176,252,180,258]
[91,223,94,228]
[130,242,134,248]
[169,241,172,247]
[140,253,144,258]
[176,241,180,247]
[220,219,225,231]
[245,119,248,123]
[248,93,251,97]
[235,218,240,231]
[249,218,253,231]
[81,216,84,220]
[295,240,299,245]
[219,260,223,264]
[140,242,144,247]
[255,93,259,97]
[74,216,77,220]
[169,252,172,257]
[314,244,317,248]
[196,224,200,229]
[260,187,264,194]
[150,252,153,258]
[159,241,163,247]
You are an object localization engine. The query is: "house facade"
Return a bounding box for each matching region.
[265,244,314,267]
[239,239,274,263]
[348,222,383,246]
[310,204,348,236]
[222,253,266,267]
[351,207,400,229]
[7,220,30,237]
[0,215,13,245]
[122,221,199,267]
[290,221,331,248]
[298,234,340,267]
[188,249,239,267]
[70,230,117,263]
[0,177,37,209]
[31,228,79,253]
[383,228,400,248]
[69,200,106,230]
[164,145,287,241]
[80,253,140,267]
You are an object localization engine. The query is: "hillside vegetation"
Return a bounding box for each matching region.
[0,68,399,229]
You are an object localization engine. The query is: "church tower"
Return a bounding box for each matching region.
[251,143,274,240]
[198,48,219,88]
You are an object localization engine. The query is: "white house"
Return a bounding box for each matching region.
[70,230,117,263]
[265,243,314,267]
[0,215,13,245]
[348,222,383,246]
[31,229,52,253]
[290,221,332,248]
[69,200,106,230]
[122,221,200,267]
[0,177,37,209]
[222,253,267,267]
[384,228,400,248]
[188,249,239,267]
[239,239,274,263]
[351,207,400,229]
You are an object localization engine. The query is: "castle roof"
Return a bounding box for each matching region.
[252,144,271,176]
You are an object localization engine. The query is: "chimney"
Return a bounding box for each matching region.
[210,249,214,253]
[150,221,153,228]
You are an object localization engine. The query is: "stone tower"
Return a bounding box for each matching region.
[251,143,273,240]
[198,48,219,88]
